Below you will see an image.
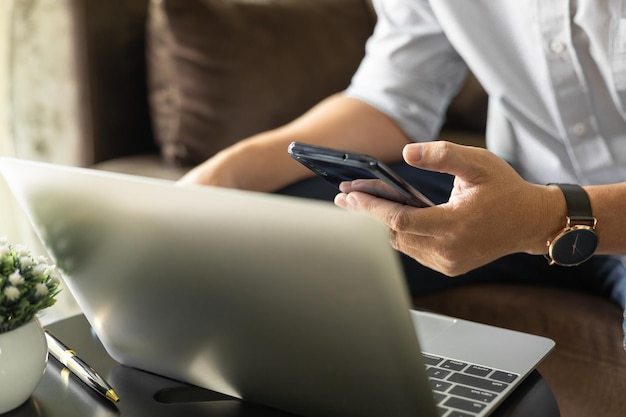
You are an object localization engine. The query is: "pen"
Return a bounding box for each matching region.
[44,330,120,403]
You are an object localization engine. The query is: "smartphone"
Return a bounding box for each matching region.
[288,142,434,208]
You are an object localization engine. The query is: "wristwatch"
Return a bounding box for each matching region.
[545,184,598,266]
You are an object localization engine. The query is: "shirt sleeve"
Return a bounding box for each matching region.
[345,0,469,142]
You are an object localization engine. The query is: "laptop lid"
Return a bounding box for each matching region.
[1,157,440,417]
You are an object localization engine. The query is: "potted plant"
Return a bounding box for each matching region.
[0,236,61,413]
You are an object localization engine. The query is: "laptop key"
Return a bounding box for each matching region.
[447,411,476,417]
[448,373,508,393]
[422,353,445,366]
[437,406,449,416]
[464,365,492,377]
[449,385,497,403]
[491,370,518,383]
[433,392,447,404]
[441,359,467,371]
[443,396,487,413]
[430,380,453,392]
[427,367,452,379]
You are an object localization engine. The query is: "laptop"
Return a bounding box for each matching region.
[0,157,554,417]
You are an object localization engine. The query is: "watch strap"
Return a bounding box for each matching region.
[551,183,595,224]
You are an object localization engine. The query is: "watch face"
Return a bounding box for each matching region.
[550,227,598,266]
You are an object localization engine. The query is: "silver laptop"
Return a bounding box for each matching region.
[0,157,554,417]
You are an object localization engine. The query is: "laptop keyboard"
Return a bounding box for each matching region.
[422,353,519,417]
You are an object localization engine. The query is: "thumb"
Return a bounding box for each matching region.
[402,141,497,181]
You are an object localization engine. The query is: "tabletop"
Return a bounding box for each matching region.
[7,315,560,417]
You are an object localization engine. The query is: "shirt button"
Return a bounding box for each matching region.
[571,122,587,136]
[406,103,420,113]
[550,40,566,54]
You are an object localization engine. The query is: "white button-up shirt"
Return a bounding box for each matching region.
[346,0,626,186]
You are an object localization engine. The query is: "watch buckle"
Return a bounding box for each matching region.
[566,216,597,229]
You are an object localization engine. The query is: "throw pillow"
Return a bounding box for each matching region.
[147,0,376,166]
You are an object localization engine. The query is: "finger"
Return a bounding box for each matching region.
[334,191,451,237]
[336,192,484,275]
[403,141,501,183]
[392,226,494,276]
[335,192,443,257]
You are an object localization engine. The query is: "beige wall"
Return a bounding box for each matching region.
[1,0,19,242]
[1,1,12,154]
[0,1,8,145]
[0,1,81,324]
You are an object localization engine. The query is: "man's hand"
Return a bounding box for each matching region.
[334,141,565,276]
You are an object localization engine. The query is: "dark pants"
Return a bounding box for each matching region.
[277,161,626,313]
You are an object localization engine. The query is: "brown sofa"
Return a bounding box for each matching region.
[6,1,626,416]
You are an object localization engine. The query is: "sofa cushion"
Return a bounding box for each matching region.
[148,0,376,166]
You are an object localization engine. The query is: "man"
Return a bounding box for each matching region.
[180,1,626,338]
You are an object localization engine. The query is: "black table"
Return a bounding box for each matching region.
[7,315,560,417]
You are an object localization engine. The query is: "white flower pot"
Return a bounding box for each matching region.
[0,319,48,413]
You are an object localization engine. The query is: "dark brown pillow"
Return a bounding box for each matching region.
[147,0,376,167]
